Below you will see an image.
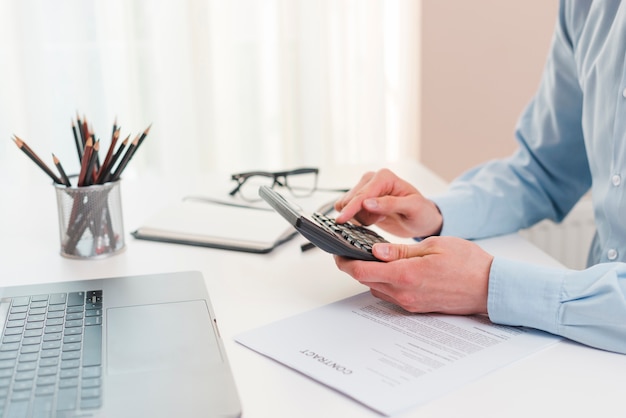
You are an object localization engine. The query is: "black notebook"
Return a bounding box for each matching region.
[132,192,339,254]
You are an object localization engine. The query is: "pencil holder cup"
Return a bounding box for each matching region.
[54,181,125,259]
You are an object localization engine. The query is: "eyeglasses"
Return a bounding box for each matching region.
[229,167,319,202]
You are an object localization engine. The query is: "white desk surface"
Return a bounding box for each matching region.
[2,160,625,418]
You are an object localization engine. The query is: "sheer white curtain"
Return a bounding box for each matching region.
[0,0,420,182]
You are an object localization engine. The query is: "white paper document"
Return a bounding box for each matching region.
[236,292,560,416]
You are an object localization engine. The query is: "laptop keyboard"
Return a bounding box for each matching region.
[0,290,103,417]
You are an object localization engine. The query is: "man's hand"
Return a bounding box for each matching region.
[334,169,443,238]
[334,237,493,315]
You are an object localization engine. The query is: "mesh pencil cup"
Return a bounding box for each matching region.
[54,180,125,259]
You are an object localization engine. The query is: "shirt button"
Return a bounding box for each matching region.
[608,248,618,261]
[612,174,621,186]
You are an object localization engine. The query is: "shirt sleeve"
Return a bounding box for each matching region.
[488,257,626,354]
[431,0,591,240]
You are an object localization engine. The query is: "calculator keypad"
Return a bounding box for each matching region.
[312,212,388,253]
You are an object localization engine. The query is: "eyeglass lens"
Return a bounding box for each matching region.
[235,170,318,201]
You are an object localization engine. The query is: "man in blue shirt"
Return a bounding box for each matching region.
[333,0,626,354]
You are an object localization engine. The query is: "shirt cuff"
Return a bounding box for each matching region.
[487,257,565,336]
[430,192,480,238]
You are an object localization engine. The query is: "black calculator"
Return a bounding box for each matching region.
[259,186,388,261]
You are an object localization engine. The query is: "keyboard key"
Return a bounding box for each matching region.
[7,313,26,321]
[22,337,42,346]
[56,387,78,411]
[63,335,81,344]
[11,390,32,403]
[9,306,27,314]
[29,301,47,309]
[82,325,102,367]
[18,353,37,363]
[0,343,20,352]
[38,358,59,368]
[37,367,58,376]
[62,343,81,352]
[26,322,44,330]
[12,380,34,391]
[46,311,64,319]
[49,293,67,305]
[44,318,63,327]
[81,387,100,399]
[48,304,65,312]
[27,308,46,316]
[16,362,37,372]
[19,345,39,354]
[66,306,84,314]
[61,351,81,361]
[65,320,83,328]
[23,329,43,338]
[36,375,57,386]
[0,351,18,360]
[0,360,16,369]
[60,369,79,379]
[27,314,45,323]
[4,328,23,336]
[11,297,30,307]
[85,309,102,317]
[34,384,55,396]
[42,341,61,350]
[59,377,79,388]
[66,313,83,321]
[32,395,55,417]
[81,366,101,379]
[85,317,102,326]
[43,326,62,334]
[40,349,60,358]
[81,397,102,410]
[2,335,21,344]
[14,370,36,381]
[63,328,81,336]
[67,292,85,307]
[42,334,61,343]
[6,320,25,328]
[60,360,80,370]
[6,399,29,418]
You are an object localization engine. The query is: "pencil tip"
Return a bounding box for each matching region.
[144,123,152,134]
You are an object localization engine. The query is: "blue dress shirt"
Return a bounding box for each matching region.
[431,0,626,354]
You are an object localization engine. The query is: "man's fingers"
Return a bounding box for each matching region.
[372,242,431,261]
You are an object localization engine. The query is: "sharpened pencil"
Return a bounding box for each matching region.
[52,153,72,187]
[109,124,151,182]
[85,140,100,186]
[12,135,63,184]
[95,127,120,184]
[137,123,151,147]
[101,135,129,184]
[109,134,139,182]
[71,119,83,161]
[77,137,93,187]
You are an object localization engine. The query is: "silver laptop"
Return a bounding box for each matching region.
[0,270,242,418]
